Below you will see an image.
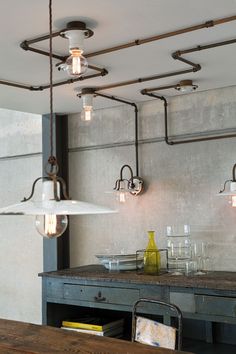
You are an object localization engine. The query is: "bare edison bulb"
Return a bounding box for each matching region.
[66,49,88,77]
[81,106,94,121]
[81,93,94,122]
[35,214,68,238]
[116,191,129,203]
[35,181,68,238]
[115,181,129,203]
[229,195,236,207]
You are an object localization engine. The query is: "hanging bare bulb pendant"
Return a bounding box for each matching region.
[0,0,116,238]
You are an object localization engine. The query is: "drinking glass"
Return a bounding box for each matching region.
[108,257,120,272]
[166,224,191,275]
[191,241,209,275]
[184,259,197,276]
[168,241,185,275]
[166,224,190,237]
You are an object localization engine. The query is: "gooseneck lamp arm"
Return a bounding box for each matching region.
[219,163,236,193]
[233,164,236,182]
[117,164,136,189]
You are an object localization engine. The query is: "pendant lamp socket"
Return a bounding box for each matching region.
[175,80,198,93]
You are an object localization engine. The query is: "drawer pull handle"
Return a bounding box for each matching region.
[94,291,106,302]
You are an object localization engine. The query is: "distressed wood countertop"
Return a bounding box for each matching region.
[0,319,192,354]
[39,265,236,291]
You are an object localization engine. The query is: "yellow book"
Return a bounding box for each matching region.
[61,326,123,337]
[62,317,124,332]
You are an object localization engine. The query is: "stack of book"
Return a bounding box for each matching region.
[61,316,124,338]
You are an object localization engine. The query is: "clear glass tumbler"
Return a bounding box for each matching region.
[166,224,191,275]
[191,241,210,275]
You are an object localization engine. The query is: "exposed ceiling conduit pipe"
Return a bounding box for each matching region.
[0,15,236,91]
[141,91,236,145]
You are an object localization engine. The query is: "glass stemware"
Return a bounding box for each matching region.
[191,241,210,275]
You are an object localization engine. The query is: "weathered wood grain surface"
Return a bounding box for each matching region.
[0,319,192,354]
[40,264,236,291]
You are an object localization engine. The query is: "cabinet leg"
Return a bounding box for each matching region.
[205,321,213,343]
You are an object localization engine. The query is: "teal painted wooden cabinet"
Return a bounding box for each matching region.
[39,265,236,341]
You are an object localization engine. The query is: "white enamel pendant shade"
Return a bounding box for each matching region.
[0,181,116,216]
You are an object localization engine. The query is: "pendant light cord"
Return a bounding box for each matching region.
[49,0,54,163]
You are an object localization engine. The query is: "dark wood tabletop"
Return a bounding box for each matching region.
[39,264,236,291]
[0,318,193,354]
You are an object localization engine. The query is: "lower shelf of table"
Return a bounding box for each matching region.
[183,338,236,354]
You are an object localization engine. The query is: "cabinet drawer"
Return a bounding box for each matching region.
[170,292,195,313]
[63,284,140,306]
[46,279,63,299]
[195,295,236,317]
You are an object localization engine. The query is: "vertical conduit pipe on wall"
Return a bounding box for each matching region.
[141,91,236,145]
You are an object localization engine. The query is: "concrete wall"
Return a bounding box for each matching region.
[0,109,43,324]
[68,85,236,271]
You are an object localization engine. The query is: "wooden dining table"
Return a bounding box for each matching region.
[0,318,193,354]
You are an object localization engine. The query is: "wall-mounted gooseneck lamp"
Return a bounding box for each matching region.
[58,21,93,78]
[218,163,236,207]
[114,164,143,203]
[0,0,115,238]
[77,89,144,202]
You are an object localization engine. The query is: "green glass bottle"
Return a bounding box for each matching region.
[144,231,161,274]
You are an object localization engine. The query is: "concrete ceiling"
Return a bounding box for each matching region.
[0,0,236,114]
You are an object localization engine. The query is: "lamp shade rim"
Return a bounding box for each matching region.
[0,199,117,215]
[217,191,236,196]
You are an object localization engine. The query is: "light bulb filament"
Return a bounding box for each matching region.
[35,214,68,238]
[231,195,236,207]
[84,106,92,121]
[45,214,57,235]
[119,192,126,203]
[72,54,81,75]
[116,190,128,203]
